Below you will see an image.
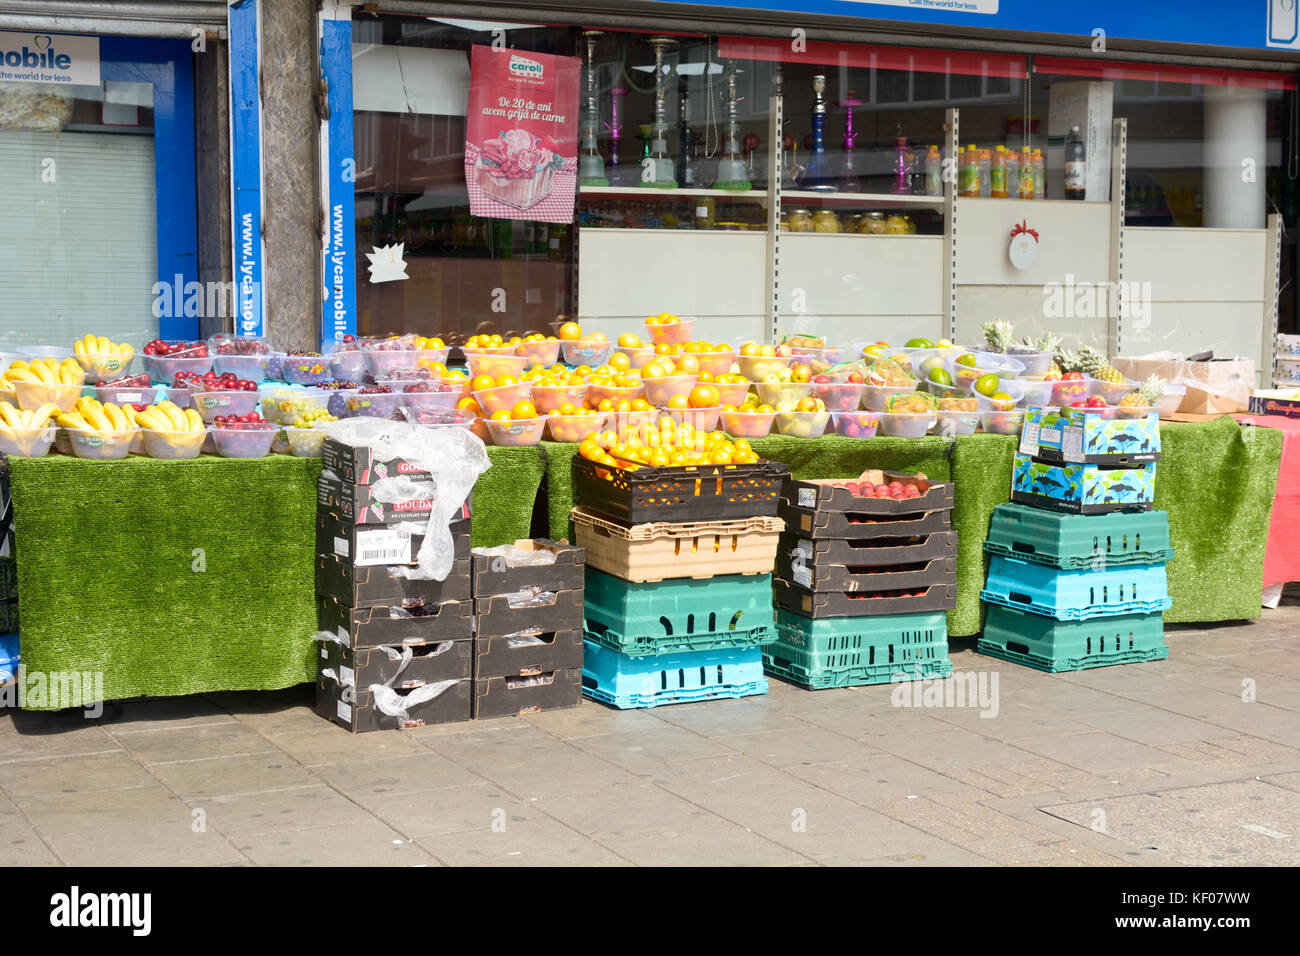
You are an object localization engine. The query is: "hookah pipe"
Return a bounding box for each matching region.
[606,88,627,172]
[743,132,760,178]
[837,92,863,193]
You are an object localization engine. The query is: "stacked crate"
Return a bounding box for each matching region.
[313,436,474,731]
[570,454,789,708]
[978,408,1171,671]
[470,539,585,718]
[767,471,957,688]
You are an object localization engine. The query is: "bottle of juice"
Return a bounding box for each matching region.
[991,147,1007,198]
[1018,147,1034,198]
[1006,147,1020,199]
[1032,149,1045,199]
[925,145,943,196]
[978,149,992,197]
[961,145,980,197]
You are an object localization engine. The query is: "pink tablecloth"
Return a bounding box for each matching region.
[1240,414,1300,587]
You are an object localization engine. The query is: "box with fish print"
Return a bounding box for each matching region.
[1019,407,1161,466]
[1011,453,1155,515]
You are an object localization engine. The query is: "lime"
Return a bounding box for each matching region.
[955,353,978,367]
[861,344,886,358]
[905,337,935,349]
[974,373,1001,396]
[936,337,954,348]
[928,367,953,387]
[919,357,946,378]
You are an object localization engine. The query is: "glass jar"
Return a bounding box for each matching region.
[884,213,908,235]
[695,197,716,229]
[842,213,863,234]
[904,215,917,235]
[812,209,841,233]
[787,209,813,233]
[859,212,886,234]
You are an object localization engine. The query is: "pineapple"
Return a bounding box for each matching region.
[1118,374,1165,417]
[1079,345,1124,384]
[982,320,1016,353]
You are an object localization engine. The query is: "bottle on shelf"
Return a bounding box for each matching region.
[991,146,1007,199]
[1064,125,1086,201]
[978,148,992,197]
[961,145,980,198]
[1018,146,1034,198]
[1032,149,1045,199]
[1005,147,1020,199]
[925,145,943,197]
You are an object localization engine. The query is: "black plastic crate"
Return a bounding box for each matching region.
[472,539,585,598]
[783,473,953,516]
[474,588,584,639]
[474,628,584,681]
[473,668,582,719]
[572,455,788,524]
[316,674,471,732]
[316,554,470,609]
[780,530,957,571]
[773,576,957,618]
[317,595,472,649]
[778,501,951,541]
[776,551,957,594]
[319,638,472,690]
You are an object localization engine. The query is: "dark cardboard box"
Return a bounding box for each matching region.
[316,511,470,567]
[472,539,585,598]
[318,470,472,525]
[316,674,471,732]
[777,502,951,541]
[319,638,472,689]
[773,576,957,618]
[315,553,471,609]
[322,436,432,485]
[472,668,581,719]
[474,588,584,639]
[474,628,584,681]
[317,594,472,650]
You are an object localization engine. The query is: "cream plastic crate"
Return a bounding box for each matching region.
[570,506,784,583]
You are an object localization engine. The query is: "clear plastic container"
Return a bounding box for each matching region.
[980,409,1026,435]
[532,383,588,414]
[18,345,74,361]
[283,425,327,457]
[934,409,980,437]
[486,416,546,446]
[616,345,655,369]
[75,352,137,382]
[1089,376,1140,405]
[513,340,559,368]
[1005,378,1053,407]
[1155,384,1186,417]
[66,427,136,460]
[1004,348,1053,377]
[811,381,862,412]
[1049,376,1093,406]
[876,412,937,438]
[472,381,534,416]
[830,411,880,438]
[361,349,421,380]
[756,380,811,407]
[0,424,55,457]
[190,389,261,423]
[466,352,528,380]
[643,316,695,346]
[281,354,332,386]
[209,426,277,458]
[342,390,401,419]
[546,412,608,443]
[586,382,643,407]
[262,388,328,425]
[604,409,657,439]
[947,361,997,394]
[143,353,214,383]
[976,382,1025,411]
[213,352,280,383]
[13,380,82,412]
[327,348,366,382]
[713,382,752,407]
[560,340,615,367]
[1114,403,1155,420]
[921,378,966,401]
[642,374,697,408]
[774,409,831,438]
[94,384,157,407]
[862,381,916,412]
[660,406,721,432]
[404,407,478,430]
[694,348,736,377]
[417,346,451,368]
[721,409,775,438]
[437,376,473,400]
[738,353,794,382]
[972,351,1026,377]
[386,384,460,414]
[908,347,963,378]
[140,428,206,460]
[1062,403,1119,420]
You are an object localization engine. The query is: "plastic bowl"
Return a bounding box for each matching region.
[789,345,845,366]
[811,381,863,412]
[1050,376,1093,406]
[1005,348,1053,377]
[644,317,695,346]
[532,383,588,414]
[876,412,937,438]
[947,362,997,394]
[642,374,697,408]
[561,340,615,367]
[213,353,279,383]
[660,406,722,432]
[1005,378,1053,408]
[721,409,775,439]
[934,409,981,437]
[417,347,451,369]
[75,352,136,381]
[143,353,213,383]
[19,345,74,361]
[405,407,477,431]
[972,351,1026,377]
[262,388,328,425]
[361,349,421,380]
[756,380,811,407]
[467,352,528,380]
[1114,403,1157,420]
[140,428,206,460]
[862,382,916,411]
[616,346,656,370]
[1090,376,1140,405]
[909,348,963,378]
[514,340,559,368]
[921,378,967,401]
[436,376,473,400]
[713,382,752,407]
[190,389,261,423]
[546,412,608,443]
[586,382,643,407]
[1155,384,1186,417]
[389,385,460,414]
[980,409,1026,435]
[342,390,402,419]
[486,416,546,447]
[281,354,332,386]
[94,384,157,407]
[65,427,136,460]
[830,411,880,438]
[695,348,736,377]
[283,425,327,457]
[325,389,355,419]
[210,425,277,458]
[472,381,534,416]
[1062,403,1119,421]
[774,409,831,438]
[328,349,366,382]
[13,379,83,412]
[738,353,794,382]
[0,424,55,457]
[976,382,1026,412]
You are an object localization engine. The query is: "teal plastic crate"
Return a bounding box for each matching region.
[583,567,775,657]
[981,555,1171,620]
[978,604,1168,673]
[581,640,768,709]
[764,609,952,689]
[983,503,1174,569]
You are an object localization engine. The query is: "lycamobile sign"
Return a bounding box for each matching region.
[0,32,99,85]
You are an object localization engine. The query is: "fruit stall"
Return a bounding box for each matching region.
[0,322,1283,710]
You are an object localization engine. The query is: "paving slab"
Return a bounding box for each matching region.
[417,817,631,867]
[588,819,809,866]
[235,819,435,866]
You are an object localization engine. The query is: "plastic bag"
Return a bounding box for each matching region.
[471,544,557,568]
[370,680,459,719]
[503,587,554,609]
[359,333,422,352]
[504,627,547,648]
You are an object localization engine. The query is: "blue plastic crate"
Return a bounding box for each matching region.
[981,554,1170,620]
[764,609,952,689]
[978,604,1168,673]
[581,640,768,709]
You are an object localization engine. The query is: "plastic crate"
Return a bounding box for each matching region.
[981,555,1171,620]
[572,455,788,524]
[983,503,1174,569]
[764,608,953,689]
[583,567,775,656]
[777,546,956,593]
[581,640,768,709]
[783,473,954,517]
[1012,453,1155,515]
[571,507,783,583]
[977,604,1168,673]
[773,576,957,618]
[779,501,952,542]
[1020,407,1161,465]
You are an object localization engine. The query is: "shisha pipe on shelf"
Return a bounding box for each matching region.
[641,36,678,189]
[713,58,751,191]
[579,30,608,186]
[836,92,864,193]
[803,73,837,193]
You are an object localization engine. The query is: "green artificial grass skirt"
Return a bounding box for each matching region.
[7,447,545,706]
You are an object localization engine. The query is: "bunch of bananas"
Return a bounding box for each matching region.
[4,357,84,386]
[56,397,139,434]
[73,334,135,359]
[131,400,204,433]
[0,401,61,431]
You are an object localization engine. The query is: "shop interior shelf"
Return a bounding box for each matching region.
[782,190,945,208]
[579,185,770,199]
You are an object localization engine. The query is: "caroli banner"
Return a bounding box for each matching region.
[464,45,580,224]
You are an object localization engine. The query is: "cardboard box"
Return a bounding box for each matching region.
[776,552,956,594]
[316,674,471,732]
[773,576,957,618]
[1046,80,1113,202]
[322,437,431,485]
[315,553,471,609]
[471,539,585,597]
[778,500,951,542]
[318,470,467,525]
[474,628,584,681]
[316,594,472,650]
[1012,452,1155,515]
[319,638,472,690]
[473,668,581,719]
[1110,356,1255,414]
[316,511,470,567]
[1020,407,1161,465]
[1249,391,1300,420]
[474,588,584,639]
[777,531,957,591]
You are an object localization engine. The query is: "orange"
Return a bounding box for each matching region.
[558,321,582,340]
[471,375,495,392]
[689,384,720,408]
[631,398,652,411]
[618,332,642,349]
[696,372,713,384]
[709,448,734,465]
[676,355,700,375]
[558,402,580,416]
[608,351,631,372]
[456,398,483,415]
[642,362,667,379]
[597,398,615,412]
[489,410,511,422]
[740,343,760,357]
[616,399,632,413]
[496,374,519,387]
[510,400,538,420]
[666,395,690,410]
[587,332,607,343]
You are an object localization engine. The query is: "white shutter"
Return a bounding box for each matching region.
[0,129,158,347]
